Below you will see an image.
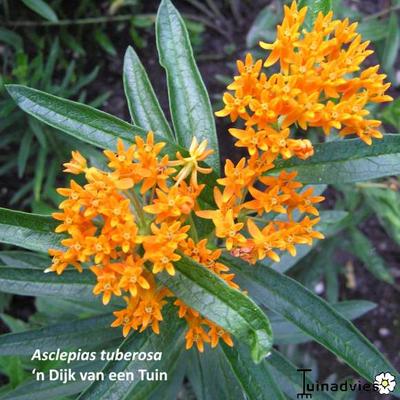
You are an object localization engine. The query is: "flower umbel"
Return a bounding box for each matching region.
[48,132,235,351]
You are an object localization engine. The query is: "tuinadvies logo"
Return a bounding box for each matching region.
[374,372,396,395]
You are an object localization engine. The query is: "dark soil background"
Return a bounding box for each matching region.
[1,0,399,399]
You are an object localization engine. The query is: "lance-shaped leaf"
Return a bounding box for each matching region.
[0,251,50,269]
[270,300,377,345]
[78,306,185,400]
[0,361,106,400]
[0,314,118,356]
[123,46,174,140]
[299,0,332,30]
[186,347,245,400]
[156,0,220,174]
[0,208,60,253]
[0,267,95,300]
[5,84,187,163]
[273,134,400,183]
[6,85,148,150]
[220,342,286,400]
[157,254,273,363]
[223,254,400,391]
[5,85,217,205]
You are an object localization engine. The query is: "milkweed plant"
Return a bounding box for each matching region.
[0,1,399,399]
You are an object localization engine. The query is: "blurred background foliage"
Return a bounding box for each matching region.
[0,0,399,398]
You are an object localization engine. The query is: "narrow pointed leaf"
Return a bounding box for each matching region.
[6,84,146,149]
[220,342,286,400]
[274,134,400,183]
[21,0,58,22]
[123,46,174,140]
[186,347,245,400]
[0,208,60,253]
[0,361,105,400]
[0,267,95,300]
[158,254,273,363]
[270,300,377,345]
[6,85,217,204]
[223,254,399,389]
[0,251,50,269]
[78,307,185,400]
[349,228,394,284]
[156,0,220,174]
[0,314,117,356]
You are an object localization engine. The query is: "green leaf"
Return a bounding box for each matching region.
[186,348,244,400]
[0,357,27,389]
[123,46,174,140]
[267,350,334,400]
[158,254,273,363]
[0,361,105,400]
[0,251,49,270]
[147,351,187,400]
[381,13,400,77]
[5,84,149,152]
[381,97,400,131]
[20,0,58,22]
[299,0,332,30]
[156,0,220,175]
[223,254,400,388]
[78,306,185,400]
[0,314,118,356]
[0,267,95,301]
[94,30,117,56]
[5,84,219,195]
[246,4,281,48]
[0,28,23,51]
[0,208,60,253]
[363,187,400,245]
[17,131,33,178]
[274,135,400,183]
[348,228,394,284]
[220,342,286,400]
[270,300,376,345]
[34,146,47,201]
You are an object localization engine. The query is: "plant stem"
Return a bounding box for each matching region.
[356,182,392,189]
[188,212,199,242]
[126,190,146,229]
[4,14,148,27]
[363,4,400,21]
[3,12,230,38]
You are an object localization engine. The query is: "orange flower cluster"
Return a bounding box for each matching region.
[206,1,393,263]
[48,132,234,351]
[217,1,392,146]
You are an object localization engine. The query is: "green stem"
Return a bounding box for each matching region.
[126,190,146,229]
[356,182,392,189]
[363,4,400,21]
[3,12,230,38]
[188,212,199,243]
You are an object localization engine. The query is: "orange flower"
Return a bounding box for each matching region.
[111,256,150,297]
[206,320,234,348]
[63,151,87,175]
[184,317,210,352]
[169,137,213,186]
[247,219,284,262]
[217,158,255,201]
[91,265,122,305]
[143,187,194,222]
